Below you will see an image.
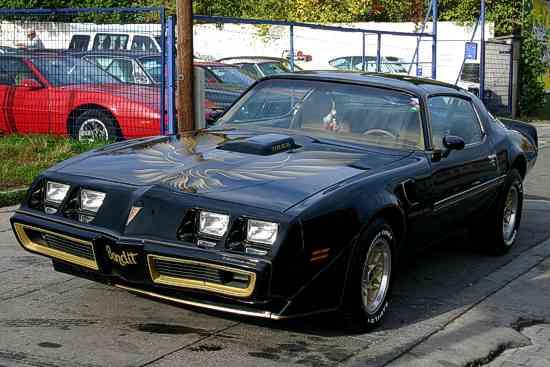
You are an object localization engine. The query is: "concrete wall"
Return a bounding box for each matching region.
[0,20,493,84]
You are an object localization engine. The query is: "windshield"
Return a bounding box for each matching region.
[139,56,162,83]
[258,61,292,75]
[218,79,424,150]
[32,56,119,86]
[206,66,255,88]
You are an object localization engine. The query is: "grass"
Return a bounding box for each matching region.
[0,134,107,192]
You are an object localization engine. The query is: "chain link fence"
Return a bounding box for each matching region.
[0,8,167,141]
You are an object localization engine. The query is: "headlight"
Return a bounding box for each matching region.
[247,219,278,245]
[80,189,106,213]
[46,181,70,204]
[199,211,229,237]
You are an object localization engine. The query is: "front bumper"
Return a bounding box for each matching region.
[11,210,299,319]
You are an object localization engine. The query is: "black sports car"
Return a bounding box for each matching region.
[11,72,538,330]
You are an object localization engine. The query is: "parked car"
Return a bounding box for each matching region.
[217,56,302,79]
[11,72,538,330]
[68,32,161,53]
[196,60,255,90]
[0,54,161,141]
[329,55,409,74]
[70,51,245,122]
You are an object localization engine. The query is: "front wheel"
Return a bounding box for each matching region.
[341,218,394,331]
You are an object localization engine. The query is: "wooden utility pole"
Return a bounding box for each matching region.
[176,0,194,132]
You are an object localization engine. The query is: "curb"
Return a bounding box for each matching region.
[379,235,550,366]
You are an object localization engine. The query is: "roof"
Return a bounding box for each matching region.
[218,56,289,64]
[194,60,239,67]
[65,50,159,58]
[265,70,465,97]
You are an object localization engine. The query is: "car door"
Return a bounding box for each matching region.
[0,57,15,134]
[1,57,50,134]
[427,94,499,231]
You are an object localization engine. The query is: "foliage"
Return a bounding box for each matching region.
[438,0,523,35]
[0,134,107,190]
[519,0,548,116]
[520,30,546,115]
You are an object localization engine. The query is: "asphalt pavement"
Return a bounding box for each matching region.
[0,132,549,367]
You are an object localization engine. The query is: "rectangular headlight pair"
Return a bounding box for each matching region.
[198,211,278,246]
[45,181,105,214]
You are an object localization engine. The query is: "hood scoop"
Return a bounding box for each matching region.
[218,134,298,155]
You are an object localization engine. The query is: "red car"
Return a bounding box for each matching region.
[0,54,161,141]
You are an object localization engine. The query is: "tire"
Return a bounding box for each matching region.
[340,217,394,331]
[473,169,523,255]
[70,109,119,142]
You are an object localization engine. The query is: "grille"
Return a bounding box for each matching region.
[13,223,98,270]
[154,258,227,284]
[42,234,95,261]
[147,255,255,298]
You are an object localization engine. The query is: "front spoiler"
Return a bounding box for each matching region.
[11,210,310,319]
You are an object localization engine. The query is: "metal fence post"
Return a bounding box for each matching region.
[159,7,166,135]
[194,67,206,129]
[511,36,520,117]
[480,0,486,102]
[408,0,434,75]
[431,0,438,79]
[376,33,381,72]
[289,24,295,72]
[362,32,366,72]
[167,16,176,135]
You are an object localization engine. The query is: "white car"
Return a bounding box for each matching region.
[68,32,161,53]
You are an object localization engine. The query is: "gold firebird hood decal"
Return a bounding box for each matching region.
[131,132,364,193]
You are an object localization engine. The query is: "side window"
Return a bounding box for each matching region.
[0,58,36,86]
[428,96,483,149]
[106,59,134,83]
[351,56,364,71]
[69,35,91,51]
[93,34,129,51]
[240,64,261,79]
[329,57,350,70]
[131,36,156,52]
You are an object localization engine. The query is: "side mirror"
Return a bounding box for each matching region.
[443,135,465,151]
[19,79,43,90]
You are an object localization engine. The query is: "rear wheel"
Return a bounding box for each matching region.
[70,109,119,142]
[341,218,394,331]
[472,169,523,255]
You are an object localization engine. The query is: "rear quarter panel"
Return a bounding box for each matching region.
[48,87,161,138]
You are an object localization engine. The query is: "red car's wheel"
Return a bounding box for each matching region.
[70,110,119,142]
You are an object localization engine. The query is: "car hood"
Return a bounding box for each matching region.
[52,129,411,212]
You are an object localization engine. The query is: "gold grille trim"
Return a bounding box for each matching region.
[147,254,256,298]
[13,223,99,270]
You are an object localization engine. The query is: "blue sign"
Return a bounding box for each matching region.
[465,42,478,60]
[416,67,423,77]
